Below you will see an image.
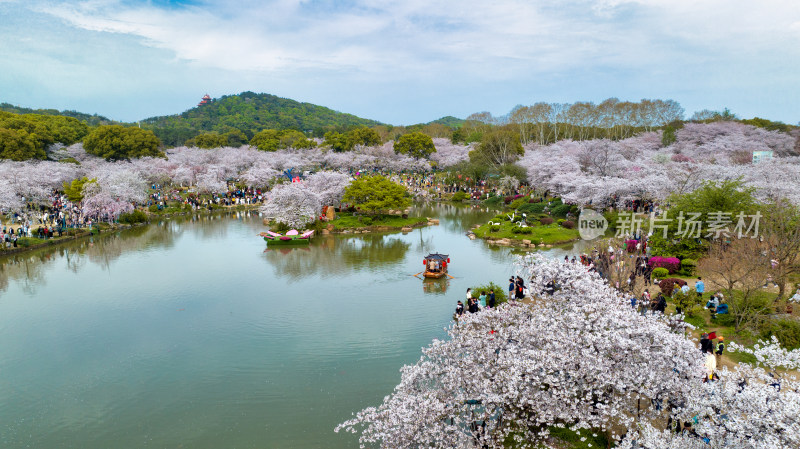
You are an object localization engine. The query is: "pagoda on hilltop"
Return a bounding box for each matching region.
[198,94,211,107]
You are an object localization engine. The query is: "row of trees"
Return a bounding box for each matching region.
[459,98,686,145]
[2,119,797,208]
[518,121,800,207]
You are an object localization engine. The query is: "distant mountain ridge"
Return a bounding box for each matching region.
[1,93,467,147]
[139,91,385,146]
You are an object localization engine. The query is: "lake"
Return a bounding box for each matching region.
[0,204,585,448]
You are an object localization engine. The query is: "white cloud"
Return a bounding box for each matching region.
[3,0,799,123]
[33,0,798,81]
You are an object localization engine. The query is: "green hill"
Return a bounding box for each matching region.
[0,103,115,127]
[140,91,383,146]
[428,116,464,128]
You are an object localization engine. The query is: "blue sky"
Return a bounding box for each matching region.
[1,0,799,124]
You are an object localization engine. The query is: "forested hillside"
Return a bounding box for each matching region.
[0,103,114,127]
[140,91,383,146]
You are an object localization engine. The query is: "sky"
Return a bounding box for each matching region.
[1,0,799,125]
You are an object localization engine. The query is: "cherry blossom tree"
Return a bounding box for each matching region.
[430,138,471,168]
[260,183,321,229]
[619,337,800,449]
[241,162,279,188]
[0,177,23,212]
[517,123,800,206]
[304,171,351,206]
[337,255,703,448]
[82,191,134,219]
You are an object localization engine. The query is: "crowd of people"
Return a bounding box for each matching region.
[1,194,98,247]
[455,276,528,317]
[0,182,268,252]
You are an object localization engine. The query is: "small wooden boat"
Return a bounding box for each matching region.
[422,253,449,279]
[259,229,314,246]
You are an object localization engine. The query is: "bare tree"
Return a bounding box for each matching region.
[530,102,552,145]
[699,239,771,331]
[508,105,534,145]
[761,199,800,301]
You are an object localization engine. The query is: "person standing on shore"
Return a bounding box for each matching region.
[488,289,496,309]
[508,277,515,301]
[515,276,525,300]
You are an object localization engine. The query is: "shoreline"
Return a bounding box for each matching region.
[325,219,434,235]
[0,205,261,258]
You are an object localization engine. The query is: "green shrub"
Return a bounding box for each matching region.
[679,258,697,276]
[540,217,554,225]
[17,237,42,247]
[603,211,620,233]
[509,198,527,209]
[118,210,148,224]
[511,226,533,235]
[451,191,468,202]
[760,319,800,350]
[673,290,702,317]
[271,221,291,233]
[557,219,565,224]
[360,216,373,226]
[652,267,670,279]
[517,202,547,214]
[468,282,507,306]
[550,203,571,217]
[489,225,501,232]
[148,205,159,213]
[483,195,503,206]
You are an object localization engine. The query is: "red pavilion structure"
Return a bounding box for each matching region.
[198,94,211,106]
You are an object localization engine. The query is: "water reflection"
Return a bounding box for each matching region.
[422,278,449,295]
[262,234,411,280]
[413,202,498,234]
[0,206,584,296]
[0,217,188,294]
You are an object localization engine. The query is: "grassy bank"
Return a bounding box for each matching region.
[330,212,427,230]
[473,220,580,245]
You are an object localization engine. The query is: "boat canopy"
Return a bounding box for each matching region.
[424,253,449,261]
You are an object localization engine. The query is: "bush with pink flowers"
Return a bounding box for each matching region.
[649,256,681,273]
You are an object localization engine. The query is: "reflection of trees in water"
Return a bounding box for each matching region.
[262,234,411,280]
[0,250,54,294]
[413,228,436,254]
[186,209,263,240]
[412,202,497,233]
[0,223,181,294]
[186,214,229,240]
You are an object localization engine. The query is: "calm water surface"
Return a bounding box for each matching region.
[0,204,585,448]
